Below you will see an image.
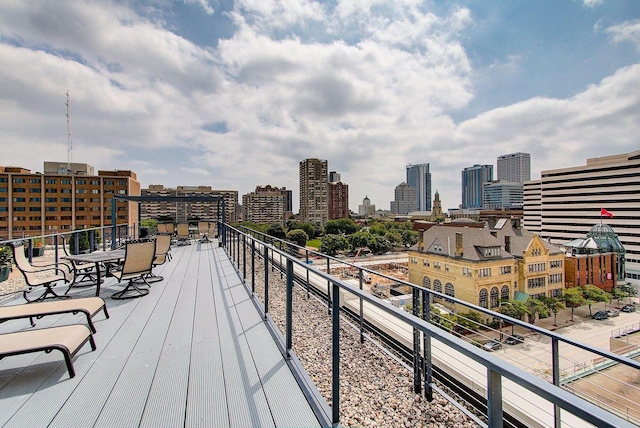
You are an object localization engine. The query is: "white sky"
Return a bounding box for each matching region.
[1,0,639,212]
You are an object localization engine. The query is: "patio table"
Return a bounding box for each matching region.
[62,249,125,297]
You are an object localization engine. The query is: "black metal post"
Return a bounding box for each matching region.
[412,286,421,393]
[552,337,561,428]
[251,239,255,294]
[263,244,269,317]
[422,291,433,401]
[242,234,246,281]
[331,281,340,425]
[286,259,293,359]
[305,250,310,299]
[359,269,364,344]
[327,257,331,315]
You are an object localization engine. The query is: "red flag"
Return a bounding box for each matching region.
[601,208,614,218]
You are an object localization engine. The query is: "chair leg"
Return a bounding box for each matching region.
[111,278,150,300]
[24,285,71,303]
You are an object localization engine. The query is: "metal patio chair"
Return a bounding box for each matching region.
[110,240,156,300]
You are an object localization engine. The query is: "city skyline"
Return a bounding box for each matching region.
[1,1,639,212]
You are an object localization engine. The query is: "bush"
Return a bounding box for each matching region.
[69,228,90,254]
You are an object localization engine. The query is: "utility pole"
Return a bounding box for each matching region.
[66,91,72,174]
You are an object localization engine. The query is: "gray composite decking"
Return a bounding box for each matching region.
[0,240,322,428]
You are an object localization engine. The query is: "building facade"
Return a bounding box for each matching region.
[141,185,237,224]
[0,164,140,240]
[358,196,376,217]
[299,158,328,226]
[406,163,431,211]
[482,180,524,209]
[242,185,286,225]
[523,150,640,288]
[328,182,349,220]
[522,179,542,234]
[497,152,531,183]
[390,182,416,215]
[461,164,493,209]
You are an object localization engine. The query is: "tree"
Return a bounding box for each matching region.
[563,287,586,321]
[287,221,317,240]
[499,300,527,334]
[525,298,549,324]
[319,234,350,256]
[286,229,308,249]
[454,311,483,334]
[266,224,286,240]
[69,227,90,255]
[384,230,402,248]
[582,284,610,316]
[367,234,391,254]
[539,296,566,326]
[401,229,419,248]
[324,218,359,236]
[349,230,371,252]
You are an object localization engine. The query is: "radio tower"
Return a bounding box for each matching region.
[66,91,73,174]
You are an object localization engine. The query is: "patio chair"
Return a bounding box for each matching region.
[176,223,191,246]
[0,297,109,334]
[0,324,96,379]
[137,234,171,284]
[110,240,156,300]
[9,242,73,302]
[61,235,104,288]
[197,221,212,243]
[157,223,175,236]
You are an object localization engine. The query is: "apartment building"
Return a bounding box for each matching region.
[328,181,349,220]
[299,158,328,226]
[406,163,432,211]
[523,150,640,287]
[497,152,531,183]
[242,185,288,225]
[141,185,238,224]
[0,164,139,240]
[390,182,416,215]
[461,164,493,209]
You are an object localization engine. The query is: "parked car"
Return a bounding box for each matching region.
[482,340,502,351]
[592,310,609,320]
[505,335,525,345]
[606,310,620,318]
[621,304,636,313]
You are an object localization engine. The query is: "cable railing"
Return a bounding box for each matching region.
[220,222,638,428]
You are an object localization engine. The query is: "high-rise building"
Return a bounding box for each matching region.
[329,171,341,183]
[0,163,140,240]
[242,185,286,225]
[328,181,349,220]
[390,182,416,215]
[141,185,237,223]
[358,196,376,217]
[461,164,493,209]
[482,181,523,209]
[523,150,640,287]
[406,163,431,211]
[497,152,530,183]
[299,158,328,226]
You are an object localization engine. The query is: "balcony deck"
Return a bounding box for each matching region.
[0,240,321,427]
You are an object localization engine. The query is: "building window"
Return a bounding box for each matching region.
[433,279,442,295]
[500,266,512,275]
[13,188,25,193]
[528,263,546,273]
[462,267,472,277]
[490,287,499,308]
[45,179,56,184]
[549,273,563,284]
[46,188,57,193]
[13,178,25,183]
[500,285,510,301]
[531,248,541,256]
[423,277,431,289]
[29,197,41,202]
[29,178,40,184]
[550,260,562,269]
[13,197,25,202]
[527,277,546,289]
[434,261,441,269]
[479,289,488,308]
[444,264,449,272]
[478,268,491,278]
[410,257,417,264]
[61,179,71,184]
[445,282,454,301]
[76,180,86,185]
[423,259,430,266]
[29,188,40,193]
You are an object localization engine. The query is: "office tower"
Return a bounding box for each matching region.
[299,158,328,226]
[358,196,376,216]
[329,171,341,183]
[482,181,524,209]
[242,185,286,225]
[141,185,238,223]
[461,164,493,209]
[406,163,431,211]
[0,163,140,240]
[328,181,349,220]
[390,182,416,215]
[523,150,640,287]
[497,152,530,183]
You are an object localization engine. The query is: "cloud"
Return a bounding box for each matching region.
[580,0,604,7]
[605,19,640,52]
[184,0,215,15]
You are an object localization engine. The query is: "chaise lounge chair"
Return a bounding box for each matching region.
[10,242,73,302]
[0,297,109,334]
[0,324,96,378]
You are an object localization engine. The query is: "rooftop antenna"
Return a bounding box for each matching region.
[66,90,72,174]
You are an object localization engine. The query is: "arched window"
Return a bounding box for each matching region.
[479,289,488,308]
[423,277,431,289]
[445,282,455,303]
[500,285,510,302]
[433,279,442,294]
[490,287,499,308]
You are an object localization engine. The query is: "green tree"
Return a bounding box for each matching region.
[349,230,371,252]
[367,234,391,254]
[455,311,483,333]
[499,300,527,321]
[266,224,286,240]
[384,230,402,248]
[287,221,317,239]
[539,296,566,326]
[286,229,309,249]
[525,298,549,324]
[582,284,610,316]
[563,287,586,321]
[401,229,419,248]
[324,218,359,236]
[319,234,350,256]
[69,228,90,254]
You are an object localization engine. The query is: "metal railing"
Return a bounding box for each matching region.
[221,222,638,428]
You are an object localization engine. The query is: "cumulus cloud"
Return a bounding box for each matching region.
[606,19,640,52]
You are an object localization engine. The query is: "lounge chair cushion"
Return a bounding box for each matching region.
[0,325,96,378]
[0,297,109,333]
